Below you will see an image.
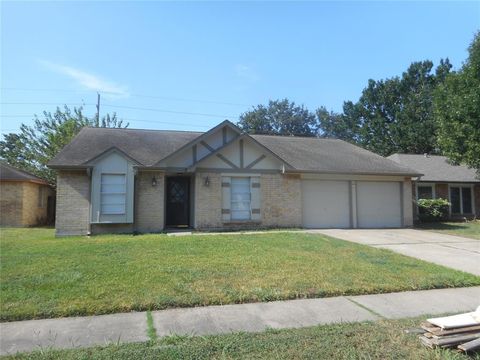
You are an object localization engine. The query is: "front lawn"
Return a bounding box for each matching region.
[416,220,480,240]
[4,317,477,359]
[1,228,479,321]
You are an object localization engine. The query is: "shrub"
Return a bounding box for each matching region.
[417,198,450,222]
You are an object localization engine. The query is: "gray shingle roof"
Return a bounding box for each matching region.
[388,154,479,182]
[48,126,420,175]
[251,135,420,175]
[0,162,49,184]
[48,127,202,167]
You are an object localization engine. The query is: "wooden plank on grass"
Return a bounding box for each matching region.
[458,338,480,353]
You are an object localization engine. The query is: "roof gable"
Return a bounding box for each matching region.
[154,120,242,168]
[190,134,288,171]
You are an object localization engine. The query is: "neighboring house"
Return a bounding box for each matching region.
[0,162,55,227]
[48,120,420,236]
[388,154,480,220]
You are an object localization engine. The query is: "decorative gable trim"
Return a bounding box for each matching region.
[188,133,294,172]
[153,120,242,167]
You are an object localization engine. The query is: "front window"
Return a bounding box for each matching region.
[450,186,473,215]
[417,185,433,200]
[231,177,251,221]
[417,184,435,215]
[100,174,126,215]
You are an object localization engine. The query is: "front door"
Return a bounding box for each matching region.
[166,177,190,227]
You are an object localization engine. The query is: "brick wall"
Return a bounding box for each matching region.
[435,183,449,200]
[261,173,302,227]
[21,182,54,226]
[194,172,302,230]
[194,172,222,228]
[0,182,23,226]
[55,171,90,236]
[135,171,165,233]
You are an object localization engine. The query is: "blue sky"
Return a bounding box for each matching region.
[1,1,479,133]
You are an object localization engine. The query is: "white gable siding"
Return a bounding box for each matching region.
[90,151,135,224]
[198,137,282,171]
[161,125,240,168]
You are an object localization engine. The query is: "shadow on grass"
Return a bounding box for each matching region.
[415,222,467,230]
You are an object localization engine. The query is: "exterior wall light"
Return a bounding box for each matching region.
[204,176,210,187]
[152,176,157,187]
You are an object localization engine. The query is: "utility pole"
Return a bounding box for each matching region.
[96,92,101,126]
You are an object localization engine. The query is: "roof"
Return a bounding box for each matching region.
[251,135,420,175]
[48,127,202,167]
[388,154,479,183]
[48,125,420,176]
[0,162,50,184]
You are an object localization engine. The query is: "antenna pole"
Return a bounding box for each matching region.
[96,92,101,125]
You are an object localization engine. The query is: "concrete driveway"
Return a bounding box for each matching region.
[311,229,480,276]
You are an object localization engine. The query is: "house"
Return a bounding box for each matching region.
[388,154,480,220]
[48,120,421,236]
[0,162,55,227]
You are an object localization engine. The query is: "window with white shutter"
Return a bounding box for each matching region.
[231,177,251,221]
[100,174,126,215]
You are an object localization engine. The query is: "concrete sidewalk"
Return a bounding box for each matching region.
[1,286,479,355]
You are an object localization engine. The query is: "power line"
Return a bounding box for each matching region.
[102,103,238,118]
[1,102,239,118]
[1,87,250,107]
[0,115,214,128]
[1,102,93,106]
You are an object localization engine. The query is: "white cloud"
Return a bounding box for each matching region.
[40,60,129,98]
[234,64,259,82]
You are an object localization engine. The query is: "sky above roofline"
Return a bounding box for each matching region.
[1,1,478,134]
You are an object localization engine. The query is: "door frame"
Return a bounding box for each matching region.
[165,175,192,228]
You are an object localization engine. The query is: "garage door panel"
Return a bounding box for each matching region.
[357,181,401,228]
[302,180,350,228]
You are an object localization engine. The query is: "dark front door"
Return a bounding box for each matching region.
[166,177,190,227]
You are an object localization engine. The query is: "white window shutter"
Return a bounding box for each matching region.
[250,176,261,221]
[221,176,231,222]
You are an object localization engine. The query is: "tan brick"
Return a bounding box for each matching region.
[194,172,302,229]
[135,171,165,232]
[55,171,90,236]
[261,173,301,227]
[1,181,53,227]
[194,173,222,228]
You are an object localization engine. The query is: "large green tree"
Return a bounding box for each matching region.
[319,60,452,155]
[0,106,127,185]
[434,32,480,171]
[238,99,318,136]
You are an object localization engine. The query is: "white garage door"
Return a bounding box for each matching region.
[302,180,350,228]
[357,181,402,228]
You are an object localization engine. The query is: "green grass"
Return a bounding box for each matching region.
[416,220,480,240]
[4,318,478,359]
[1,228,479,321]
[146,311,157,342]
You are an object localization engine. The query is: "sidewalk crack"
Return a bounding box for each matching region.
[345,297,386,319]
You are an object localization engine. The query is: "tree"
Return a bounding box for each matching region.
[434,32,480,171]
[316,106,358,142]
[0,106,127,185]
[318,60,452,156]
[238,99,318,137]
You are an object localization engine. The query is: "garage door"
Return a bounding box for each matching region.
[302,180,350,228]
[356,181,402,228]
